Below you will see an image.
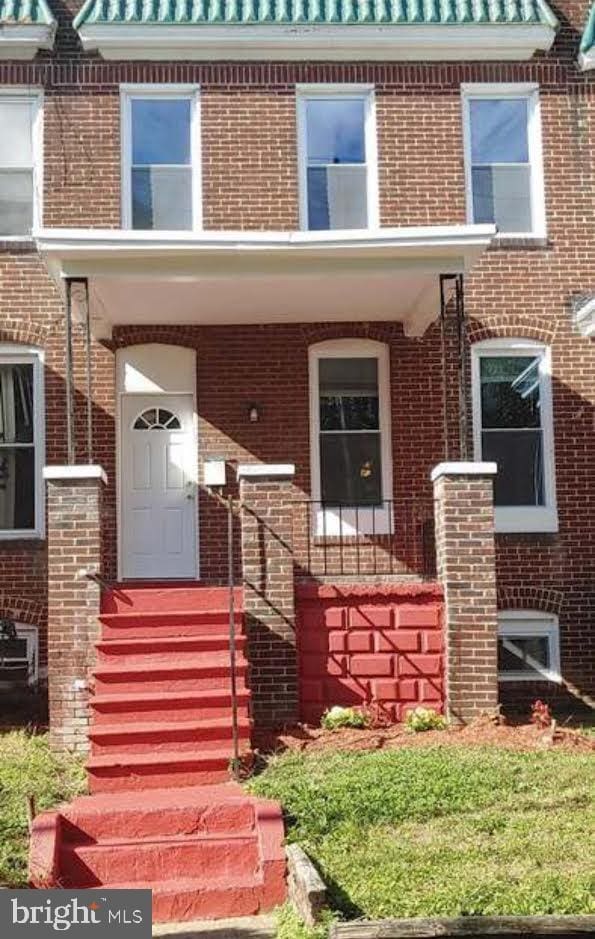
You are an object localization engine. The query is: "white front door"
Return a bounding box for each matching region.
[121,394,198,580]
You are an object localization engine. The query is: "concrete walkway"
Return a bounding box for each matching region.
[153,915,277,938]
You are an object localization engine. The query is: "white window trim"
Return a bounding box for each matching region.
[0,89,43,241]
[471,338,557,534]
[296,84,379,233]
[0,623,39,686]
[308,338,392,536]
[0,345,45,540]
[120,84,202,231]
[498,610,561,683]
[461,83,546,241]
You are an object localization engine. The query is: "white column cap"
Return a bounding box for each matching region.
[44,465,108,485]
[237,463,295,480]
[431,461,497,482]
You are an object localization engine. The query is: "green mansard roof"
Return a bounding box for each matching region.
[580,2,595,55]
[0,0,55,25]
[74,0,559,29]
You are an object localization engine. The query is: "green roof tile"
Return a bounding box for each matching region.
[73,0,559,30]
[0,0,55,25]
[580,2,595,54]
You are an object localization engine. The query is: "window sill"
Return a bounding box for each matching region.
[499,673,561,683]
[0,531,45,544]
[494,506,558,534]
[488,234,550,251]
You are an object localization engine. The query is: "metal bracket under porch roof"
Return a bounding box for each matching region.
[0,0,56,59]
[34,224,496,341]
[72,0,559,61]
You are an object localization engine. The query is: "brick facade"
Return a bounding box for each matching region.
[433,465,499,723]
[0,0,593,731]
[45,469,105,751]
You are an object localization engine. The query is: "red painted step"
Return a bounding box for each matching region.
[90,689,251,724]
[101,585,243,614]
[86,749,237,792]
[99,610,243,640]
[95,634,247,667]
[89,717,252,755]
[92,658,249,694]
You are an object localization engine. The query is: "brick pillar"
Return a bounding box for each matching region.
[44,466,107,753]
[238,464,298,727]
[432,461,498,724]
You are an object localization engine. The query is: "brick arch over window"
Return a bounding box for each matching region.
[111,326,199,350]
[497,585,563,615]
[301,323,401,345]
[0,595,46,627]
[467,316,555,346]
[0,322,49,347]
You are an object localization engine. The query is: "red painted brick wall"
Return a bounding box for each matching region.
[0,0,592,716]
[297,584,444,724]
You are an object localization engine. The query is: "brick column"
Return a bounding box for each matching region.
[238,464,298,727]
[432,461,498,724]
[44,466,107,753]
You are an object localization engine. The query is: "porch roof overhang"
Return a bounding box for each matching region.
[34,224,496,340]
[579,3,595,70]
[0,0,56,59]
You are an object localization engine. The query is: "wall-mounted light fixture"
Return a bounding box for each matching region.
[248,403,260,423]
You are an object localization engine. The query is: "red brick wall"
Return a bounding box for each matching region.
[0,0,592,714]
[297,583,444,724]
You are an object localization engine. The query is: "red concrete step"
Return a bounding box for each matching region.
[92,658,249,694]
[92,876,285,922]
[95,634,246,667]
[99,610,243,640]
[86,749,235,792]
[60,832,260,885]
[101,585,243,615]
[90,689,251,724]
[60,784,256,842]
[89,717,252,756]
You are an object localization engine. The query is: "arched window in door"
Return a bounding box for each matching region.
[132,408,181,430]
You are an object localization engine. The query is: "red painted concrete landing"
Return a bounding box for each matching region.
[30,585,287,921]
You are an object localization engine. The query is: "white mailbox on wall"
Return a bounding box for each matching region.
[204,459,227,488]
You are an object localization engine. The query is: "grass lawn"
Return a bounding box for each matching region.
[0,730,86,887]
[251,745,595,928]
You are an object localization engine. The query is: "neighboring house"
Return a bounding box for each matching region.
[0,0,593,782]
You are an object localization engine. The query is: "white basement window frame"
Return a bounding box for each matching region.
[296,84,379,233]
[0,89,43,240]
[461,83,546,240]
[308,338,392,536]
[498,610,561,683]
[120,84,202,232]
[471,338,557,534]
[0,345,45,540]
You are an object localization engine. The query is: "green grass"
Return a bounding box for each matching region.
[0,730,86,887]
[250,746,595,923]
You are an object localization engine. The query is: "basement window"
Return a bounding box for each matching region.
[0,346,45,538]
[121,85,201,231]
[498,611,561,682]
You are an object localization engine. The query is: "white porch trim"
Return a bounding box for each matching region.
[0,24,55,59]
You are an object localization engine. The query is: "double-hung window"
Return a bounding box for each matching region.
[498,611,561,683]
[472,339,557,533]
[297,87,378,231]
[0,347,44,538]
[462,84,545,238]
[121,86,200,231]
[309,340,392,535]
[0,92,42,237]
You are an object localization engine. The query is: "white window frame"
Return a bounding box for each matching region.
[0,89,43,241]
[471,338,557,534]
[120,84,202,231]
[0,623,39,686]
[296,84,379,232]
[0,345,45,540]
[308,339,392,536]
[498,610,561,683]
[461,83,546,240]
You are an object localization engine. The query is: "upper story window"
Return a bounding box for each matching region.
[297,87,378,232]
[121,86,201,231]
[0,92,42,238]
[471,338,557,534]
[0,346,45,539]
[462,84,546,238]
[309,339,392,535]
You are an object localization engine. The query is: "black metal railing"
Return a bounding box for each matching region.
[293,499,436,579]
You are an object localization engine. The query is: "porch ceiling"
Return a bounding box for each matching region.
[34,225,496,339]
